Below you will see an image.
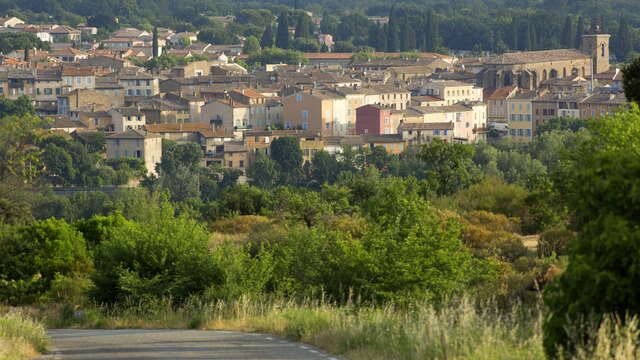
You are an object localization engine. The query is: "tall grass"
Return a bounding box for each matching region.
[0,310,48,360]
[37,296,545,360]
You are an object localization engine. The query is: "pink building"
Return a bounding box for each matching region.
[356,104,393,135]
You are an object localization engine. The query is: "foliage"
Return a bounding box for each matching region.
[247,47,308,65]
[0,32,49,55]
[0,311,49,360]
[537,117,588,134]
[0,114,44,182]
[91,210,222,304]
[419,138,480,196]
[242,35,260,55]
[543,106,640,357]
[623,57,640,103]
[270,136,303,185]
[0,219,92,304]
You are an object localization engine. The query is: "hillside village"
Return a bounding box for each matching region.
[0,15,627,179]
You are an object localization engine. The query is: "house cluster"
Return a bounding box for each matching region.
[0,16,628,177]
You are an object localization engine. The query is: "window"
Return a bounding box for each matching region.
[228,161,233,167]
[518,129,524,136]
[518,104,522,111]
[435,129,440,135]
[525,129,532,137]
[44,88,52,95]
[135,150,142,158]
[510,129,515,136]
[384,117,390,124]
[302,122,309,130]
[146,89,151,96]
[326,122,330,129]
[302,110,308,119]
[239,160,244,168]
[295,94,302,102]
[511,104,515,111]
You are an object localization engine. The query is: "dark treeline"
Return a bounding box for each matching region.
[2,0,640,61]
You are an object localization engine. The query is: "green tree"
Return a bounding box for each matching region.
[291,37,321,52]
[543,106,640,357]
[260,23,274,48]
[574,16,585,49]
[270,136,303,185]
[419,139,480,196]
[247,154,279,189]
[294,13,313,39]
[615,16,632,62]
[0,114,44,183]
[243,35,260,55]
[309,150,340,187]
[41,143,75,185]
[276,10,290,49]
[561,16,574,49]
[623,57,640,103]
[91,210,222,303]
[247,47,308,65]
[152,26,158,58]
[0,218,92,304]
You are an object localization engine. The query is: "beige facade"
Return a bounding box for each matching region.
[119,71,160,97]
[421,80,483,106]
[507,92,537,141]
[109,107,147,132]
[106,129,162,176]
[282,92,348,136]
[200,99,282,132]
[487,86,518,123]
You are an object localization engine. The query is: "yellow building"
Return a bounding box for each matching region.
[507,91,538,142]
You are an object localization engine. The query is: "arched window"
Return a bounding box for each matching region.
[550,69,558,79]
[571,68,579,76]
[542,69,548,81]
[601,43,606,57]
[563,68,567,78]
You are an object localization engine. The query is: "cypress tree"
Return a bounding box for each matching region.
[616,16,632,62]
[523,23,531,51]
[260,23,274,48]
[295,14,312,38]
[152,26,159,58]
[575,16,585,48]
[562,16,574,48]
[387,6,399,52]
[510,20,519,51]
[424,9,439,52]
[276,11,290,49]
[23,46,29,61]
[401,21,416,51]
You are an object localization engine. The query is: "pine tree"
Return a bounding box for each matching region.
[575,16,585,48]
[261,23,274,48]
[276,11,290,49]
[562,16,574,48]
[152,26,159,58]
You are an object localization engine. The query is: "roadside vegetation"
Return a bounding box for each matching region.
[0,310,48,360]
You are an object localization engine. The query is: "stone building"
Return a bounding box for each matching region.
[478,33,610,90]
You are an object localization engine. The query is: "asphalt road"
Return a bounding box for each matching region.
[38,329,343,360]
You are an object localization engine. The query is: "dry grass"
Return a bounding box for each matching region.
[24,296,640,360]
[0,310,48,360]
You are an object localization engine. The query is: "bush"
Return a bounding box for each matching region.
[91,211,223,303]
[538,228,575,257]
[0,219,92,304]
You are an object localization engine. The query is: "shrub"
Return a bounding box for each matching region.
[0,219,92,304]
[538,228,575,257]
[91,212,223,303]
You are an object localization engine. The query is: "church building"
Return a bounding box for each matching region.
[477,33,611,90]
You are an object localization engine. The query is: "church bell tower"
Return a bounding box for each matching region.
[581,33,611,74]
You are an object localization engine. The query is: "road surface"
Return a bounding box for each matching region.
[38,329,343,360]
